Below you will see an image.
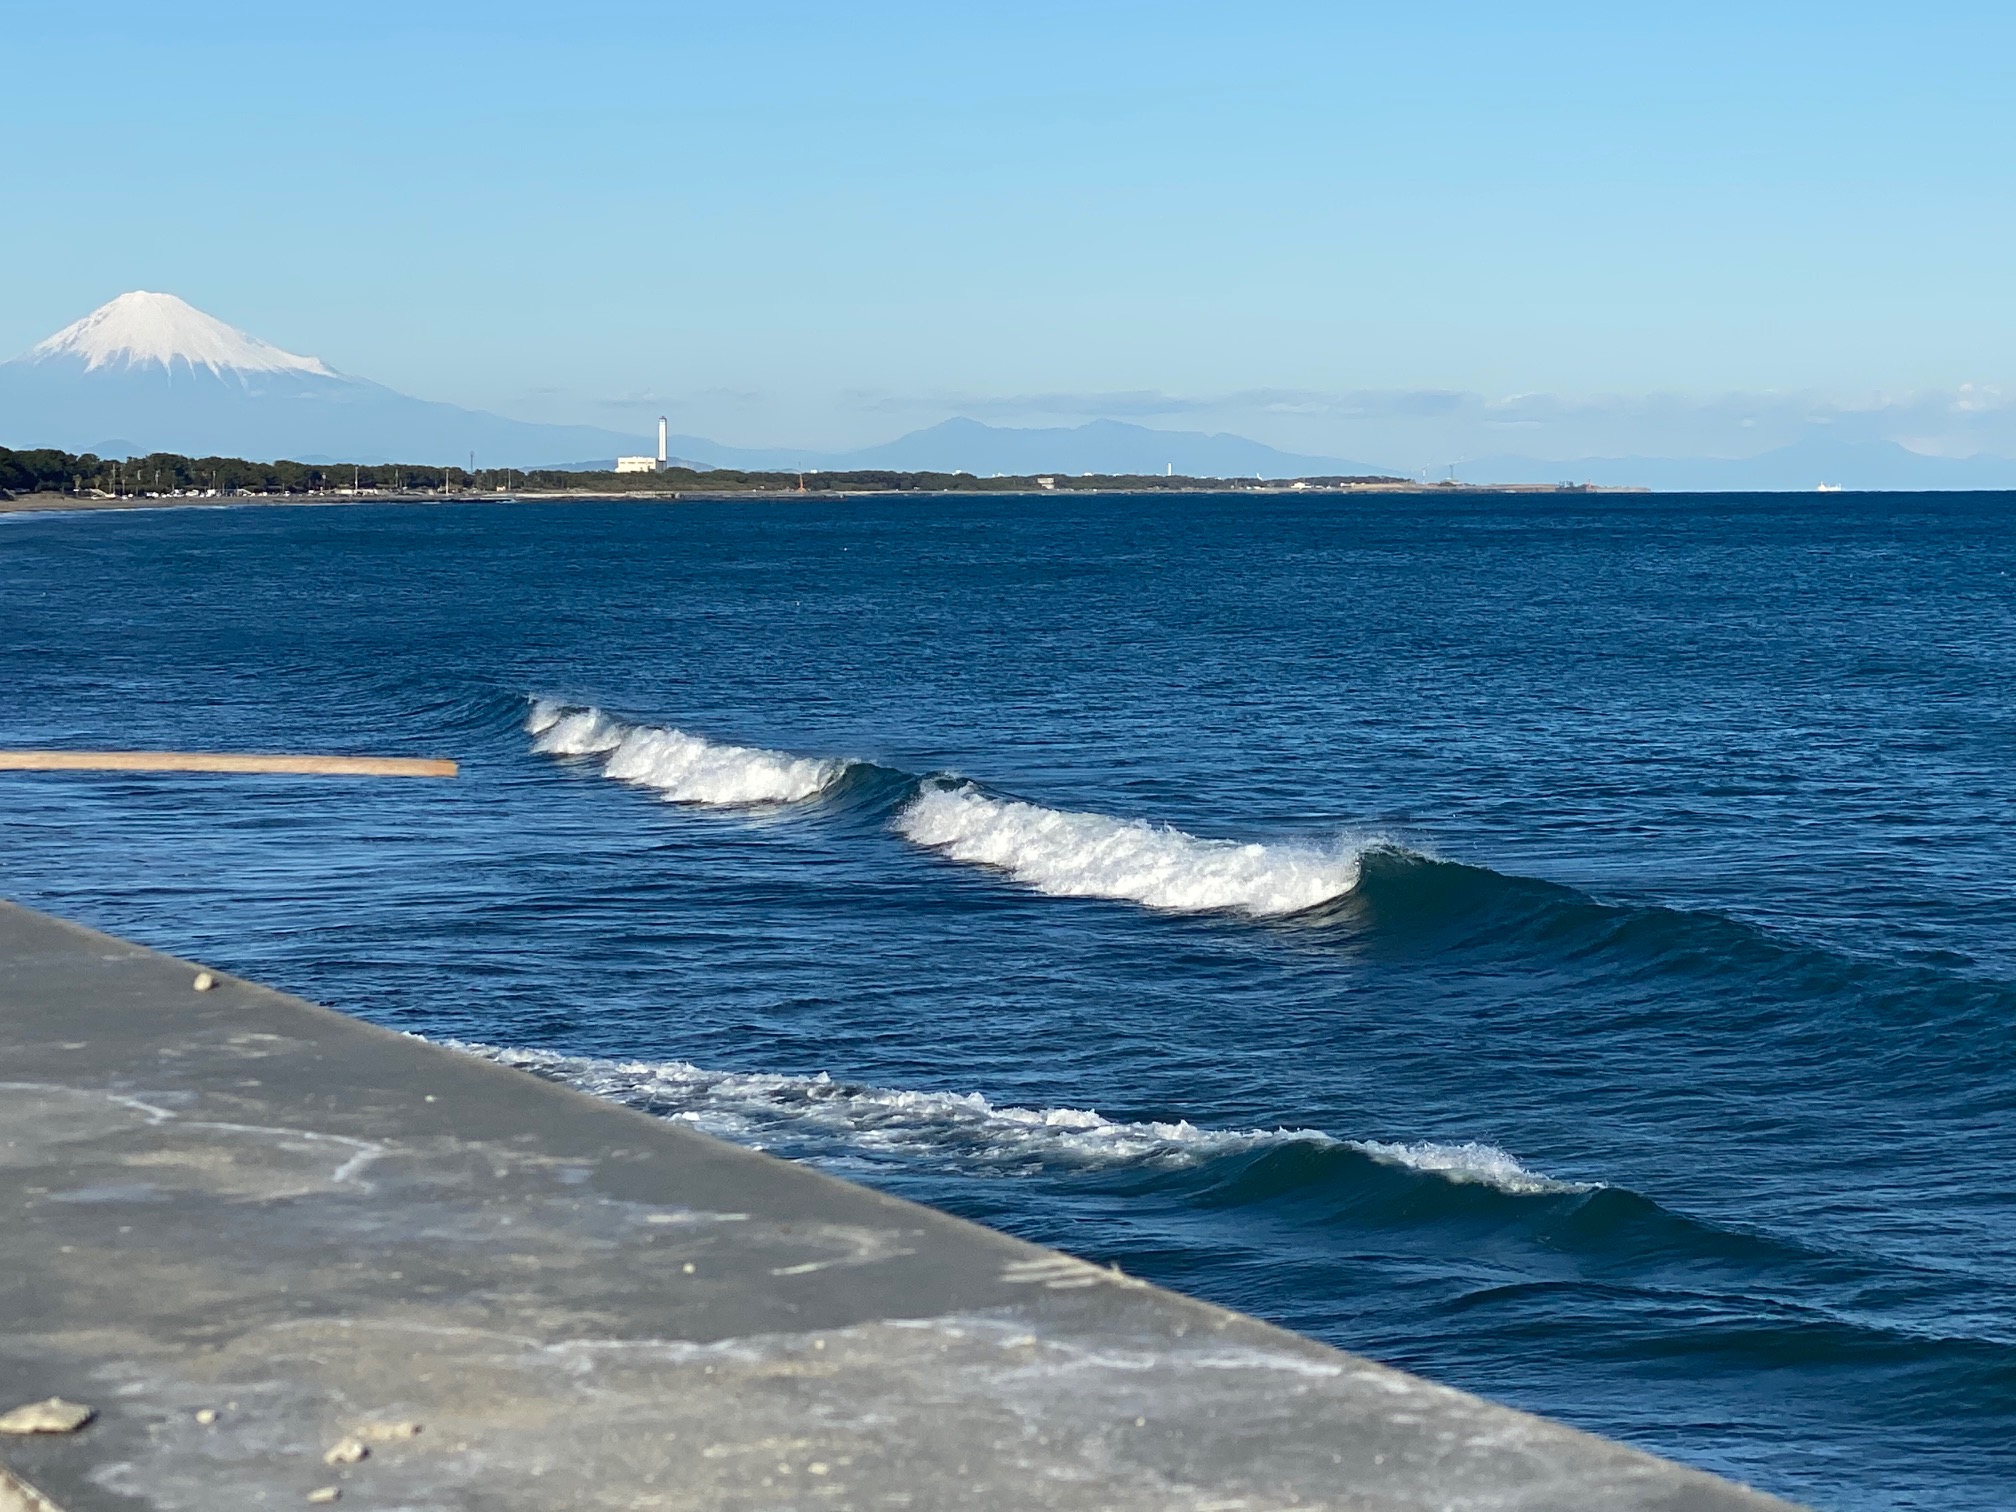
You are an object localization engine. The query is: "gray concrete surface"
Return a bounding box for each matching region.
[0,900,1802,1511]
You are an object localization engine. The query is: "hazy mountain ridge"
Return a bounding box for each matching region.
[1,295,1368,476]
[8,293,2016,488]
[822,417,1386,478]
[0,296,1390,476]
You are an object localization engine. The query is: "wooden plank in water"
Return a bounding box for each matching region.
[0,751,457,778]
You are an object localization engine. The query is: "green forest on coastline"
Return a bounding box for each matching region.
[0,446,1407,499]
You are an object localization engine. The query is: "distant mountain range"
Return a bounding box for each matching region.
[810,417,1388,478]
[548,417,1388,479]
[6,293,2016,489]
[0,295,1387,476]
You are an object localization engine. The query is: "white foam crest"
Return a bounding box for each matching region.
[1350,1140,1590,1196]
[444,1041,1584,1196]
[452,1040,1301,1171]
[894,782,1363,918]
[525,701,846,806]
[525,697,566,736]
[527,702,625,755]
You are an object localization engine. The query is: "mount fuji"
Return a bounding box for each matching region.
[0,292,652,467]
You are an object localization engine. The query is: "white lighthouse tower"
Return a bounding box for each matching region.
[616,417,673,475]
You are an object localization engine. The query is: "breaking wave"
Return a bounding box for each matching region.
[527,700,849,806]
[449,1040,1583,1196]
[1349,1139,1583,1194]
[894,780,1367,918]
[525,699,1372,918]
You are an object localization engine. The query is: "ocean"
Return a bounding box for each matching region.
[2,491,2011,1510]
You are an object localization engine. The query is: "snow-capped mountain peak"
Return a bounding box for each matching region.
[0,290,650,465]
[24,291,334,378]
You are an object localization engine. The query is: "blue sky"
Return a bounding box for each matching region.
[8,1,2016,464]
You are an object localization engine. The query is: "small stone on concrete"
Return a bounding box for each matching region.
[354,1420,422,1442]
[306,1488,341,1505]
[192,971,217,992]
[323,1437,368,1465]
[195,1408,219,1426]
[0,1398,95,1434]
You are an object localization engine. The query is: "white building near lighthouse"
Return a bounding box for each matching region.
[615,416,671,473]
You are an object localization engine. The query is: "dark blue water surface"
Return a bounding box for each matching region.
[3,492,2013,1510]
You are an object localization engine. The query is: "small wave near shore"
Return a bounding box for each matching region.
[527,699,850,806]
[450,1040,1582,1196]
[894,780,1367,918]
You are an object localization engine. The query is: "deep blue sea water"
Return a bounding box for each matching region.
[2,492,2013,1510]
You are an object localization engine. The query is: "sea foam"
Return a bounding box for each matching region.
[1351,1140,1584,1196]
[894,781,1364,918]
[448,1041,1584,1195]
[527,699,847,807]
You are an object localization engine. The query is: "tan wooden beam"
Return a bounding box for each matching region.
[0,752,457,778]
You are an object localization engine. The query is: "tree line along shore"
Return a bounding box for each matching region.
[0,445,1418,500]
[0,445,1631,504]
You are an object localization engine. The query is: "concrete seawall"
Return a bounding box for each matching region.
[0,900,1800,1510]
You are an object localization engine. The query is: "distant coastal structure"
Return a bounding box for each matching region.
[616,415,671,474]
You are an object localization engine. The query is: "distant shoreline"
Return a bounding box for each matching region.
[0,481,1655,516]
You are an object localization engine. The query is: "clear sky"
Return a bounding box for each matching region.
[8,1,2016,464]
